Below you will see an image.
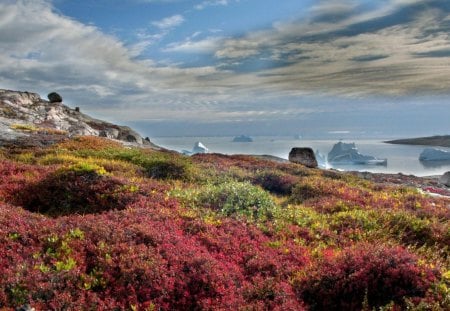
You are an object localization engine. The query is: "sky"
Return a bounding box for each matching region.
[1,0,449,137]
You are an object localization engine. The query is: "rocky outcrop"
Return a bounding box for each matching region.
[288,147,318,168]
[0,89,158,148]
[440,172,450,187]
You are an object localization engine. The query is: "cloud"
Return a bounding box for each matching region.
[164,36,222,53]
[212,0,450,96]
[0,0,229,119]
[151,14,184,29]
[2,0,450,132]
[195,0,228,10]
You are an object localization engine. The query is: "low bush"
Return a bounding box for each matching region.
[294,243,438,311]
[143,157,194,180]
[253,170,299,195]
[198,181,275,220]
[290,183,324,203]
[14,164,138,216]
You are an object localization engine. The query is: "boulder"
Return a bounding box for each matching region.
[47,92,62,103]
[289,147,318,168]
[440,171,450,187]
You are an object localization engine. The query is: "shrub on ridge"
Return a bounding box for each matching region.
[14,164,137,216]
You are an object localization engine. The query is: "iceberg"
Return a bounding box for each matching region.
[232,135,253,142]
[182,141,209,155]
[314,150,327,168]
[192,141,208,154]
[328,142,387,165]
[419,148,450,161]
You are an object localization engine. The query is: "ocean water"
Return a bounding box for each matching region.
[151,136,450,177]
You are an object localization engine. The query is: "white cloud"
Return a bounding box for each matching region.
[164,36,222,53]
[0,1,231,117]
[1,0,450,130]
[151,14,184,29]
[195,0,228,10]
[212,0,450,96]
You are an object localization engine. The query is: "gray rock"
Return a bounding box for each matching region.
[47,92,63,103]
[289,147,318,168]
[440,171,450,187]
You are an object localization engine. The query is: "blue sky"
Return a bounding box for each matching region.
[1,0,450,137]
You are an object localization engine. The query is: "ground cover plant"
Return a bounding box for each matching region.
[0,136,449,310]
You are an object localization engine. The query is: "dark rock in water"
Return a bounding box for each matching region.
[440,171,450,187]
[47,92,62,103]
[233,135,253,142]
[289,147,318,168]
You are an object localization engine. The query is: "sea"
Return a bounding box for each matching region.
[151,136,450,177]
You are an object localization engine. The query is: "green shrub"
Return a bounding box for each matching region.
[387,211,436,246]
[198,181,275,220]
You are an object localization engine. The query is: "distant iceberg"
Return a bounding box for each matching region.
[232,135,253,142]
[182,141,209,155]
[419,148,450,161]
[328,142,387,165]
[314,150,327,168]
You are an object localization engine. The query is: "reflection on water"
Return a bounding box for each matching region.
[420,160,450,168]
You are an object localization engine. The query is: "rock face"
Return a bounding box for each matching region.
[289,147,318,168]
[0,89,157,148]
[440,172,450,187]
[47,92,63,103]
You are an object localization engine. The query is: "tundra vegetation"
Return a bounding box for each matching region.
[0,136,449,310]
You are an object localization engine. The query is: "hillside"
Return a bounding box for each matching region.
[386,135,450,148]
[0,135,449,310]
[0,89,158,149]
[0,88,449,310]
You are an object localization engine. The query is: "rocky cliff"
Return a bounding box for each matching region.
[0,89,157,148]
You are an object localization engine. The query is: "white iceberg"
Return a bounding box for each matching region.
[182,141,209,155]
[419,148,450,161]
[328,142,387,165]
[314,150,327,168]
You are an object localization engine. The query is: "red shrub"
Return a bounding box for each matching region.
[294,243,438,311]
[253,170,299,195]
[14,168,139,216]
